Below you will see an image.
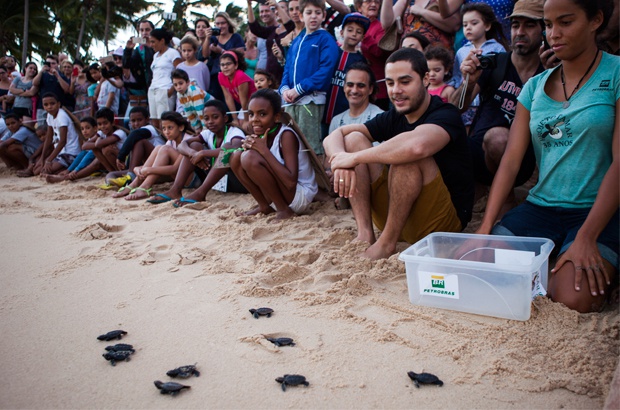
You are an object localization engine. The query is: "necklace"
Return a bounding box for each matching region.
[560,49,599,109]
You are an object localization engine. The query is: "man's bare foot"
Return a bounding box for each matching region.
[45,174,67,183]
[274,207,296,220]
[362,241,395,260]
[238,206,275,216]
[17,168,34,177]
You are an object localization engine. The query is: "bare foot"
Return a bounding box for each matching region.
[238,206,275,217]
[362,241,395,260]
[16,168,34,178]
[274,207,296,220]
[334,197,350,210]
[45,174,67,183]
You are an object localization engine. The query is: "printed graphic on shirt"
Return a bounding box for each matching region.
[535,114,573,149]
[493,80,522,125]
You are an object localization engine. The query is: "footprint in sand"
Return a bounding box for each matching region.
[76,222,125,240]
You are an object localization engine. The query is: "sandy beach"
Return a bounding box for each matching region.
[0,165,618,409]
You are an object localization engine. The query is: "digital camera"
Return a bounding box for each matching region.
[478,53,498,70]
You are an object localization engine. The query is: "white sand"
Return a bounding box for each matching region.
[0,167,618,409]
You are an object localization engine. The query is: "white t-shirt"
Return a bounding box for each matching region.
[150,48,181,89]
[142,124,165,147]
[97,128,127,150]
[200,126,245,149]
[96,80,120,114]
[329,103,384,134]
[47,109,81,156]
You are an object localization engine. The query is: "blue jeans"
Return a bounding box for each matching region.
[492,201,619,269]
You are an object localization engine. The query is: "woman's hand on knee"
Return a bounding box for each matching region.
[552,237,610,296]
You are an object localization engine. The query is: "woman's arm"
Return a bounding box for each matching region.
[238,81,250,111]
[409,1,461,34]
[477,102,532,234]
[551,101,620,293]
[381,0,408,30]
[221,85,238,121]
[104,87,115,109]
[437,0,463,18]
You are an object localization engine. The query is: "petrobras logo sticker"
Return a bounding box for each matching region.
[418,272,459,299]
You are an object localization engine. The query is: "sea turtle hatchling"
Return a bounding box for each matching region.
[267,337,295,347]
[102,350,133,366]
[407,371,444,388]
[167,364,200,378]
[105,344,134,353]
[249,307,273,319]
[154,380,191,396]
[275,374,309,391]
[97,330,127,341]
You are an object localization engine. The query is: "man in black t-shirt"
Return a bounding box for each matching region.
[450,0,545,194]
[324,48,474,260]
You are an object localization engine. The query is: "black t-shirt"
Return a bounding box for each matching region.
[37,72,72,109]
[470,53,544,139]
[364,96,474,227]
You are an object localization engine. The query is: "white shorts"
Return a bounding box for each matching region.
[289,184,313,214]
[148,88,176,119]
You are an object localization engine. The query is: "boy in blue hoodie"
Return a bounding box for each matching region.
[279,0,339,156]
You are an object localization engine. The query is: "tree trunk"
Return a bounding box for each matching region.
[75,0,88,60]
[22,0,29,68]
[104,0,111,54]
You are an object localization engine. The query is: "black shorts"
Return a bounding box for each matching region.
[12,107,32,118]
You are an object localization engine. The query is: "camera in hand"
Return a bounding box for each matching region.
[477,53,498,70]
[101,63,122,79]
[211,27,221,36]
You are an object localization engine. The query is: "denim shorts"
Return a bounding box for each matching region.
[491,201,619,269]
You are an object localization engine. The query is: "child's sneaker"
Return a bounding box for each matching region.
[110,173,133,187]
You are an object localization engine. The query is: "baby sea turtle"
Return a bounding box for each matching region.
[167,364,200,378]
[407,371,443,388]
[275,374,309,391]
[97,330,127,341]
[267,337,295,347]
[154,380,191,396]
[102,350,133,366]
[105,343,134,353]
[249,307,273,319]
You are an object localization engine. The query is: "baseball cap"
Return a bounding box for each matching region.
[342,12,370,33]
[507,0,544,20]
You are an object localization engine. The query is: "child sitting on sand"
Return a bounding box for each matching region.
[0,113,42,171]
[230,88,317,219]
[109,107,166,186]
[35,93,82,176]
[45,116,102,183]
[147,99,247,206]
[88,108,127,172]
[112,111,193,201]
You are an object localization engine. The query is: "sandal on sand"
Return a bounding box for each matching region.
[98,183,115,190]
[112,186,133,198]
[109,174,132,187]
[173,197,198,208]
[146,193,174,204]
[125,187,152,201]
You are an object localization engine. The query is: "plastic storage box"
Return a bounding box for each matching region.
[398,233,554,321]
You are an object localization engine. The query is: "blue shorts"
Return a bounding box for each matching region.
[491,201,619,269]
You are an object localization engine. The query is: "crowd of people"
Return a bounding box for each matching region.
[0,0,617,314]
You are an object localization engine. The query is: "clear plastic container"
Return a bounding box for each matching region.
[398,233,555,321]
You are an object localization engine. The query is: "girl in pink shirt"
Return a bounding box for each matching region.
[218,50,257,123]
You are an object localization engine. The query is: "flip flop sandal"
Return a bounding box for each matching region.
[146,193,174,204]
[173,197,198,208]
[124,187,152,201]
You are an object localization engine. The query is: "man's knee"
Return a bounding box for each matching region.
[482,127,509,158]
[389,157,438,185]
[344,131,372,152]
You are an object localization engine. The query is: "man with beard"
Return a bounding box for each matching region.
[324,48,474,260]
[450,0,545,213]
